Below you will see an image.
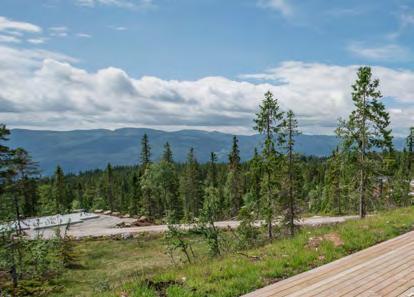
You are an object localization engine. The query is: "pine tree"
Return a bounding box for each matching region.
[282,110,301,236]
[53,165,67,213]
[130,172,141,215]
[407,127,414,174]
[105,163,115,212]
[225,136,243,217]
[162,142,174,163]
[253,91,285,239]
[206,152,218,188]
[180,148,202,220]
[140,134,151,169]
[337,66,393,218]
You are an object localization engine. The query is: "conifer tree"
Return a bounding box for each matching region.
[282,110,301,236]
[180,148,202,220]
[225,136,243,216]
[253,91,285,239]
[162,142,174,163]
[407,127,414,174]
[12,148,39,217]
[105,163,114,211]
[140,133,151,169]
[337,67,393,218]
[206,152,218,188]
[53,165,67,213]
[130,172,141,215]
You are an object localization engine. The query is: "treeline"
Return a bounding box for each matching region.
[2,68,413,232]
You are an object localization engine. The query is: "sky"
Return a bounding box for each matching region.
[0,0,414,136]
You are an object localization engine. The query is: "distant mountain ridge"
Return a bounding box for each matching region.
[8,128,406,175]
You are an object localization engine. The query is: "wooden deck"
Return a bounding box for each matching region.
[243,231,414,297]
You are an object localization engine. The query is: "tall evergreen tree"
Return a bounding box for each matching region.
[105,163,115,212]
[140,133,151,168]
[180,148,202,220]
[225,136,243,216]
[11,148,39,217]
[206,152,218,188]
[130,172,141,215]
[407,127,414,174]
[282,110,301,236]
[162,142,174,163]
[337,66,393,218]
[253,91,285,239]
[53,165,67,213]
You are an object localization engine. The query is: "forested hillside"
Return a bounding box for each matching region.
[9,128,406,175]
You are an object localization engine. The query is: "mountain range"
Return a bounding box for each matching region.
[8,128,406,175]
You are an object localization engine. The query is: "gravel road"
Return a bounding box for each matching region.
[26,214,359,239]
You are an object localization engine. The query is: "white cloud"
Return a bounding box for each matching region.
[109,26,127,31]
[0,45,413,136]
[49,26,69,37]
[0,34,21,43]
[27,38,47,44]
[76,33,92,38]
[347,42,411,61]
[257,0,293,17]
[0,16,42,33]
[76,0,153,10]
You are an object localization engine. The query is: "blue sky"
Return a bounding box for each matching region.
[0,0,413,135]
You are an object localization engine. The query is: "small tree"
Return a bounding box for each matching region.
[253,91,285,239]
[197,186,222,256]
[337,67,393,218]
[225,136,243,217]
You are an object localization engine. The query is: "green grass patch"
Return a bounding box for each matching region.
[54,207,414,297]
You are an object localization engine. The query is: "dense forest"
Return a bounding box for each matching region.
[1,67,414,295]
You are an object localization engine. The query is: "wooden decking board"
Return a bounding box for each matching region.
[282,243,414,297]
[314,243,414,297]
[246,233,414,297]
[342,253,414,296]
[314,250,414,297]
[242,231,414,297]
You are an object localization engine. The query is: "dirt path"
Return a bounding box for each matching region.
[27,214,359,239]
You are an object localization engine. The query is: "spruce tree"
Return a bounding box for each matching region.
[407,127,414,174]
[105,163,114,212]
[53,166,67,213]
[225,136,243,217]
[253,91,285,239]
[180,148,202,220]
[337,66,393,218]
[130,172,141,215]
[162,142,174,163]
[282,110,301,236]
[206,152,218,188]
[140,133,151,169]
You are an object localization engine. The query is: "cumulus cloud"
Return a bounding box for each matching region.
[0,34,21,43]
[0,45,413,136]
[49,26,68,37]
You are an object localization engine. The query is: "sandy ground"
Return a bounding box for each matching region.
[25,214,359,239]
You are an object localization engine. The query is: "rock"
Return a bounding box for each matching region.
[121,232,133,240]
[112,212,120,216]
[94,209,103,214]
[103,210,112,215]
[122,214,131,218]
[138,216,148,222]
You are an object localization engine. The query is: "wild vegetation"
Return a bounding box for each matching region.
[0,67,413,296]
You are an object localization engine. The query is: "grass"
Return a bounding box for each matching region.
[53,207,414,297]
